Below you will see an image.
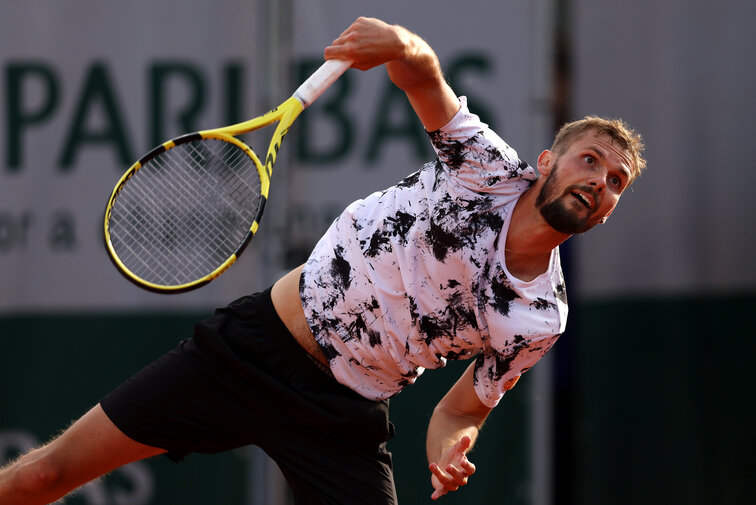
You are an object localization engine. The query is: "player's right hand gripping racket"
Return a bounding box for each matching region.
[104,59,351,293]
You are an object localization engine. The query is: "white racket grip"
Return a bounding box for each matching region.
[293,59,351,108]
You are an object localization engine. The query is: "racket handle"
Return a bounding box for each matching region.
[293,59,351,108]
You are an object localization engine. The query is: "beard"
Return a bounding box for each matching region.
[536,162,598,235]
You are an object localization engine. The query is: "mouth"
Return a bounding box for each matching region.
[570,190,594,210]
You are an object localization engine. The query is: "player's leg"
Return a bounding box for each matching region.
[248,315,399,504]
[270,434,398,505]
[0,403,165,505]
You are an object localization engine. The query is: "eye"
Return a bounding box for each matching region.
[583,155,595,165]
[609,175,624,190]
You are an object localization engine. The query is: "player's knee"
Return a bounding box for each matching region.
[13,452,65,494]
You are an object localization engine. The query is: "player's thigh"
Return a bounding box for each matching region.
[267,428,397,505]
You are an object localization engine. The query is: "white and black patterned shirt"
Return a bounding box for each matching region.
[300,97,567,407]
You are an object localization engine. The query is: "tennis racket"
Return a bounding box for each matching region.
[104,59,351,293]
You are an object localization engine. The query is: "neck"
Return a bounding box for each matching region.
[505,188,570,281]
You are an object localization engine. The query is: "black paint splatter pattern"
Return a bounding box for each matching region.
[300,98,567,407]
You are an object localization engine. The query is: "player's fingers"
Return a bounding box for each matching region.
[331,17,373,48]
[430,461,474,500]
[445,435,471,461]
[457,435,473,452]
[431,462,462,489]
[429,464,449,500]
[326,24,361,57]
[431,488,447,500]
[429,462,447,481]
[430,464,454,488]
[324,41,366,70]
[448,437,473,465]
[444,465,469,486]
[336,17,365,39]
[459,457,476,475]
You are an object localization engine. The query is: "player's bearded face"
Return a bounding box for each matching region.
[536,161,598,235]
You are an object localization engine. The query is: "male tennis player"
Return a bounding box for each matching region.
[0,16,644,504]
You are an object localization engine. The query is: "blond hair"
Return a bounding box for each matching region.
[551,116,646,182]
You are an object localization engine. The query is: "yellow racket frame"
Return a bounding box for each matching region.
[104,59,350,293]
[103,97,304,293]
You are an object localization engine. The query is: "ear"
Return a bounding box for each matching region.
[537,150,554,176]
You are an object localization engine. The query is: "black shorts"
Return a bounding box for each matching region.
[100,288,397,505]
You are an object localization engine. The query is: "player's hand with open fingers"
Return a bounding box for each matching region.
[428,435,477,500]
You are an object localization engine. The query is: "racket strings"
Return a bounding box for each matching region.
[108,138,263,286]
[112,153,253,283]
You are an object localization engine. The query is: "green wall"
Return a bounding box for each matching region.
[572,293,756,505]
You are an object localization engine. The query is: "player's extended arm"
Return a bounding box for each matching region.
[324,16,459,131]
[426,361,492,500]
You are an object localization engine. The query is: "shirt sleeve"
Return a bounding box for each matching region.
[472,333,560,408]
[427,96,538,195]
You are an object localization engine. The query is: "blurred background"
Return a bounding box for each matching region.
[1,0,754,504]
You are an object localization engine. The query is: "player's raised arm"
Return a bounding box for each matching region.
[324,16,459,131]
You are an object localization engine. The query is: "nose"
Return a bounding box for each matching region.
[588,173,606,193]
[588,181,604,193]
